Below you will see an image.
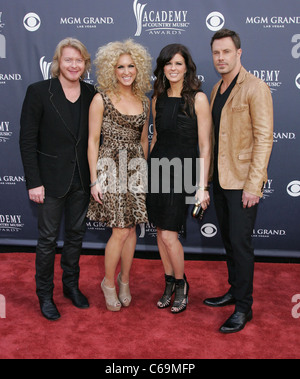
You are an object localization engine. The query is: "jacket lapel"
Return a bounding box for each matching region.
[223,67,247,108]
[223,82,241,108]
[211,66,247,111]
[48,78,77,141]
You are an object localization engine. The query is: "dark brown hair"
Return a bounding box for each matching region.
[210,29,241,50]
[153,44,201,114]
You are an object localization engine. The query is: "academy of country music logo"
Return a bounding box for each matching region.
[262,179,274,200]
[40,56,52,80]
[133,0,190,36]
[248,69,282,94]
[0,121,12,143]
[0,214,24,233]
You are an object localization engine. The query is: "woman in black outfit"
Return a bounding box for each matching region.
[147,44,212,313]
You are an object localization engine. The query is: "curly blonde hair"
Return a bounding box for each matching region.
[94,39,152,101]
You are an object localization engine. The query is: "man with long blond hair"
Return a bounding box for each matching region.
[20,38,96,321]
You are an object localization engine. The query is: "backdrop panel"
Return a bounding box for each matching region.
[0,0,299,257]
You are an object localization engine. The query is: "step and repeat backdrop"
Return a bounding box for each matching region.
[0,0,299,257]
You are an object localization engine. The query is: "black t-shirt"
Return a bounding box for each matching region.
[212,74,239,179]
[68,95,81,138]
[68,96,81,184]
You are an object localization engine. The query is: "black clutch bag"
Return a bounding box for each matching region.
[191,203,205,220]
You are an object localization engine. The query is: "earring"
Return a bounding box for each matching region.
[163,74,167,88]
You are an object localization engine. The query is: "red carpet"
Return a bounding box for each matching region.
[0,253,299,359]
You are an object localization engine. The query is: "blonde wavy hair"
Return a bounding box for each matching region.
[94,39,152,101]
[51,37,91,80]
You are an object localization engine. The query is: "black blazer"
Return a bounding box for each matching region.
[20,78,96,197]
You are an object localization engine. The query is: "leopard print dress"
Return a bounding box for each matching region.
[87,91,149,228]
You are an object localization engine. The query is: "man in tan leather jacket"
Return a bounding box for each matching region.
[204,29,273,334]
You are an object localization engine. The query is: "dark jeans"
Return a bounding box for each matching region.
[35,183,90,300]
[213,178,258,313]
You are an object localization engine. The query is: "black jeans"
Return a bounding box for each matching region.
[35,183,90,300]
[213,178,258,313]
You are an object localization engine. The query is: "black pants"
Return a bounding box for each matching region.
[35,183,90,300]
[213,178,258,313]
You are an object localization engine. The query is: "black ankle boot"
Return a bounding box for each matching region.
[157,274,175,309]
[39,298,61,321]
[171,275,189,314]
[63,287,89,309]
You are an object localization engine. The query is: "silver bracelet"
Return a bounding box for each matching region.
[90,180,98,188]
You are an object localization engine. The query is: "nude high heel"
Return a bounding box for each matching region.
[101,278,122,312]
[117,273,132,307]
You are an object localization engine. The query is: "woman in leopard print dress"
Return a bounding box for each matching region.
[87,40,152,311]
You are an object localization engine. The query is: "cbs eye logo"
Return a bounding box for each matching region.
[296,74,300,90]
[206,12,225,32]
[23,13,41,32]
[287,180,300,197]
[201,223,218,238]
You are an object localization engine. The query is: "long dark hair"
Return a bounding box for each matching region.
[153,44,202,114]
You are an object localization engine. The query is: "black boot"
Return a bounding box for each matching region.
[63,286,89,309]
[157,274,176,309]
[39,298,61,321]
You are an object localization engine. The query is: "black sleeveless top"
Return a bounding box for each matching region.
[146,92,200,233]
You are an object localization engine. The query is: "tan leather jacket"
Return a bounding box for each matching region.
[210,66,274,198]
